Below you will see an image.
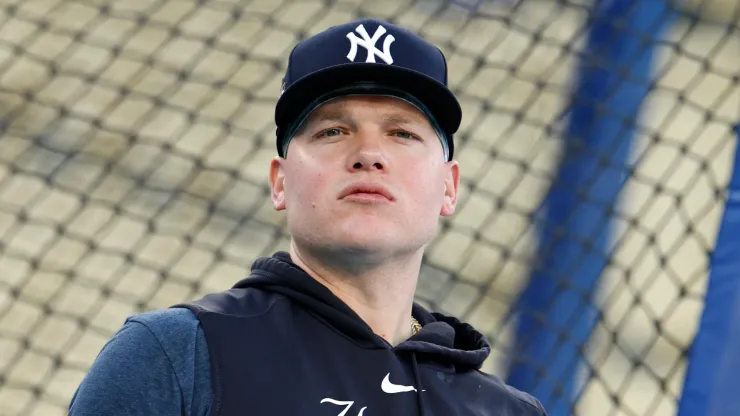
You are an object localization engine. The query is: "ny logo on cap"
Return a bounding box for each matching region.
[346,24,395,65]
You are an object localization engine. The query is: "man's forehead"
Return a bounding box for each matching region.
[309,96,430,123]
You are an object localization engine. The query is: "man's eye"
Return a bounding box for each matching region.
[393,130,418,140]
[318,128,343,137]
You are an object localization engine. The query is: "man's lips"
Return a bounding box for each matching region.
[338,183,395,202]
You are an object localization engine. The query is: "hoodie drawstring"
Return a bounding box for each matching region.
[411,353,426,416]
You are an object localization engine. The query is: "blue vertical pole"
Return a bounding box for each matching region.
[505,1,677,414]
[678,122,740,416]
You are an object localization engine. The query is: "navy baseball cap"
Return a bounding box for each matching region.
[274,18,462,161]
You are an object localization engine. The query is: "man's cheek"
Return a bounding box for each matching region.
[296,181,328,209]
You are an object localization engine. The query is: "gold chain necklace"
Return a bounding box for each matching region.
[411,317,422,335]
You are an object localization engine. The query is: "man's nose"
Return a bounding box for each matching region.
[348,132,388,172]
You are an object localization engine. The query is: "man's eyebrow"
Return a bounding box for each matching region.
[298,109,356,134]
[381,112,426,125]
[309,109,351,124]
[298,109,427,135]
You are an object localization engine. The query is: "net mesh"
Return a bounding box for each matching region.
[0,0,738,415]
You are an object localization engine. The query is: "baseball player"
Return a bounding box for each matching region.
[69,18,547,416]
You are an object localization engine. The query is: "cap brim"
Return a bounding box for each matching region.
[275,63,462,140]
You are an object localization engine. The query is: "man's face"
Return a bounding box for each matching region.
[269,95,459,257]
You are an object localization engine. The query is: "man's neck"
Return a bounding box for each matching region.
[289,242,422,346]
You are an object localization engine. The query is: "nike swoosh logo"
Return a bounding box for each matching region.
[381,373,417,394]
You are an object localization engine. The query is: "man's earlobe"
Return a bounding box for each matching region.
[440,161,460,217]
[269,157,287,211]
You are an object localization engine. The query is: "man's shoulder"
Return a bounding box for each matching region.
[123,307,212,398]
[126,307,201,330]
[183,285,288,318]
[501,382,547,415]
[69,307,212,416]
[124,307,204,349]
[474,370,547,415]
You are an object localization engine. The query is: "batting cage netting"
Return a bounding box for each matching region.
[0,0,738,415]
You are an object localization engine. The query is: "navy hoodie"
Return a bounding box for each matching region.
[173,252,547,416]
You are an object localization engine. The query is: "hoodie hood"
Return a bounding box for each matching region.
[235,251,491,371]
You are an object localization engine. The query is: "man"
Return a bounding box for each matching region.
[69,18,547,416]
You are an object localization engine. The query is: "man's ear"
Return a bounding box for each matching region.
[269,156,286,211]
[440,160,459,217]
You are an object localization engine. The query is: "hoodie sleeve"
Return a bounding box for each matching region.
[68,308,212,416]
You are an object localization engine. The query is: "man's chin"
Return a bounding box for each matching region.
[333,234,394,253]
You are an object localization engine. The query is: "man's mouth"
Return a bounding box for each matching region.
[338,183,395,203]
